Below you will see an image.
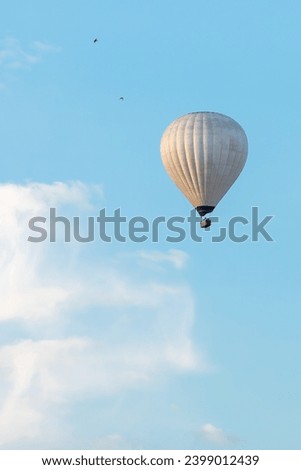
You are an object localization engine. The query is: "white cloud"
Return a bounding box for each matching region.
[0,338,87,447]
[0,37,37,69]
[0,321,200,447]
[0,181,100,322]
[201,423,235,447]
[0,181,205,448]
[0,36,60,84]
[138,249,189,269]
[96,434,132,450]
[32,41,60,54]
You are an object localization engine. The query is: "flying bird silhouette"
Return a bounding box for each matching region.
[119,97,124,101]
[93,38,98,43]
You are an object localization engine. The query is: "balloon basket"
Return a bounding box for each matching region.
[200,218,211,229]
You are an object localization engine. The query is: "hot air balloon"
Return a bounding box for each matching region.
[160,112,248,228]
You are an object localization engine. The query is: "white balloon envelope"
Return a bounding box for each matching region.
[160,112,248,220]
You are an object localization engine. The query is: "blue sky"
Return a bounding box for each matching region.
[0,0,300,450]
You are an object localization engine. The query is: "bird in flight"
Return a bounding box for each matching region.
[119,97,124,101]
[93,38,98,43]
